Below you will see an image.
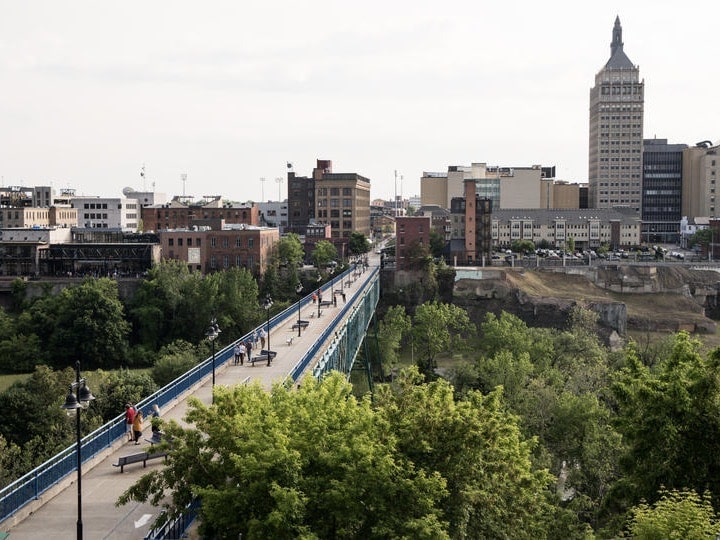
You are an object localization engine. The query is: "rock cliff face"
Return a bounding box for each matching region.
[452,266,720,336]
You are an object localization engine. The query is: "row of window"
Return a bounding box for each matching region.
[208,255,254,269]
[317,188,353,196]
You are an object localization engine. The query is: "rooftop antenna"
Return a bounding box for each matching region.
[140,163,146,191]
[260,177,266,202]
[181,173,187,196]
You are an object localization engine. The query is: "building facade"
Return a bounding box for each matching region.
[588,16,644,210]
[71,196,141,231]
[491,208,642,251]
[142,197,259,232]
[158,224,278,275]
[682,142,720,220]
[395,216,431,270]
[642,138,686,244]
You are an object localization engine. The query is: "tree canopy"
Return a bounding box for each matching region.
[119,369,560,538]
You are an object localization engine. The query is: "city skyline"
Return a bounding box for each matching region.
[1,1,718,203]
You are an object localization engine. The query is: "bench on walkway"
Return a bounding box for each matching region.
[291,320,309,330]
[319,300,333,308]
[250,350,277,366]
[113,450,167,473]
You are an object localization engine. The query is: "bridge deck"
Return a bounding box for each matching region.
[4,262,377,539]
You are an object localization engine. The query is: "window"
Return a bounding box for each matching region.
[211,237,216,247]
[222,238,229,248]
[168,238,174,246]
[223,255,229,268]
[248,238,254,248]
[236,237,242,247]
[210,256,217,269]
[187,238,192,246]
[178,238,183,247]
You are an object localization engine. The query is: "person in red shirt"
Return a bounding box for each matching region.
[124,403,136,442]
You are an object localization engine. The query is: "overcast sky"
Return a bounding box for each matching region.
[1,1,717,204]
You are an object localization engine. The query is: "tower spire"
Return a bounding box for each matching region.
[611,16,623,56]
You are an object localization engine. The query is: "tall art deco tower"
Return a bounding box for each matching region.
[588,16,644,210]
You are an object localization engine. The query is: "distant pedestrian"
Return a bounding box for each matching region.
[132,408,144,445]
[238,341,246,365]
[259,328,266,349]
[149,404,161,434]
[311,292,317,303]
[341,292,346,303]
[234,342,242,365]
[124,404,136,442]
[245,339,253,362]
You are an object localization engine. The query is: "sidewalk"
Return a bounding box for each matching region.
[5,266,372,539]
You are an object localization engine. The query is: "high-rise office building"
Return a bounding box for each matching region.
[588,16,644,210]
[642,138,686,244]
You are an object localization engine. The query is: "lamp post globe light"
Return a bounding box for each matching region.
[60,360,95,540]
[263,295,273,366]
[296,282,303,337]
[205,318,221,391]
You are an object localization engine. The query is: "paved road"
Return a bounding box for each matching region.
[4,264,373,539]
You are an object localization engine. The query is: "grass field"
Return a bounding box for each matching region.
[0,373,30,393]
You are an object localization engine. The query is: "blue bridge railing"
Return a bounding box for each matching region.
[0,264,369,535]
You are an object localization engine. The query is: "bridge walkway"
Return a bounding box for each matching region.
[3,262,378,539]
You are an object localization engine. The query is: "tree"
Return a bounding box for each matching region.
[689,228,712,251]
[275,233,305,267]
[118,373,449,538]
[151,340,202,387]
[95,368,158,422]
[377,305,411,375]
[428,228,446,258]
[311,240,338,268]
[610,333,720,512]
[375,368,555,538]
[511,239,535,254]
[348,231,370,255]
[48,278,130,369]
[627,489,719,539]
[404,239,433,271]
[411,302,474,375]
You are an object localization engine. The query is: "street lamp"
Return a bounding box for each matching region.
[330,267,337,307]
[316,274,322,318]
[295,282,303,337]
[60,360,95,540]
[263,295,273,365]
[205,318,221,391]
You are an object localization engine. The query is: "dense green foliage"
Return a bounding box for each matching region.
[120,370,554,538]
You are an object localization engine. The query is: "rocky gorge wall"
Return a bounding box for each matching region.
[452,265,720,337]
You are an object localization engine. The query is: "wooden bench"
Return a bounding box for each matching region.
[250,350,277,366]
[113,451,167,473]
[319,300,333,308]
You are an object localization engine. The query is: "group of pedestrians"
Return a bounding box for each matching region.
[124,403,161,445]
[233,328,266,366]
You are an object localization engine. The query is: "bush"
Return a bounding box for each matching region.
[151,340,200,387]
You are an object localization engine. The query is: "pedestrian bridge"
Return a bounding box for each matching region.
[0,263,381,539]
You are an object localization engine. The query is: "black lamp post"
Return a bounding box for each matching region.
[60,360,95,540]
[316,274,322,318]
[205,318,221,392]
[295,282,303,337]
[330,268,337,307]
[263,295,273,365]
